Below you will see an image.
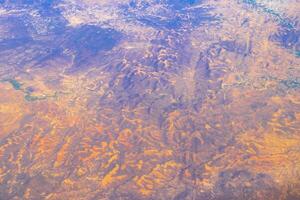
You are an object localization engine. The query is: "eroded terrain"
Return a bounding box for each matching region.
[0,0,300,199]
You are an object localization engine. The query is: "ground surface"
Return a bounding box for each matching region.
[0,0,300,199]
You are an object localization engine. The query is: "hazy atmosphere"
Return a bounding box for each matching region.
[0,0,299,199]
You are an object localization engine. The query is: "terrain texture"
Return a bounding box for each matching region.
[0,0,300,199]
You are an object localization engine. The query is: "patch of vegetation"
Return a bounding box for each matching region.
[1,78,59,101]
[2,79,23,90]
[24,94,46,102]
[280,79,300,89]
